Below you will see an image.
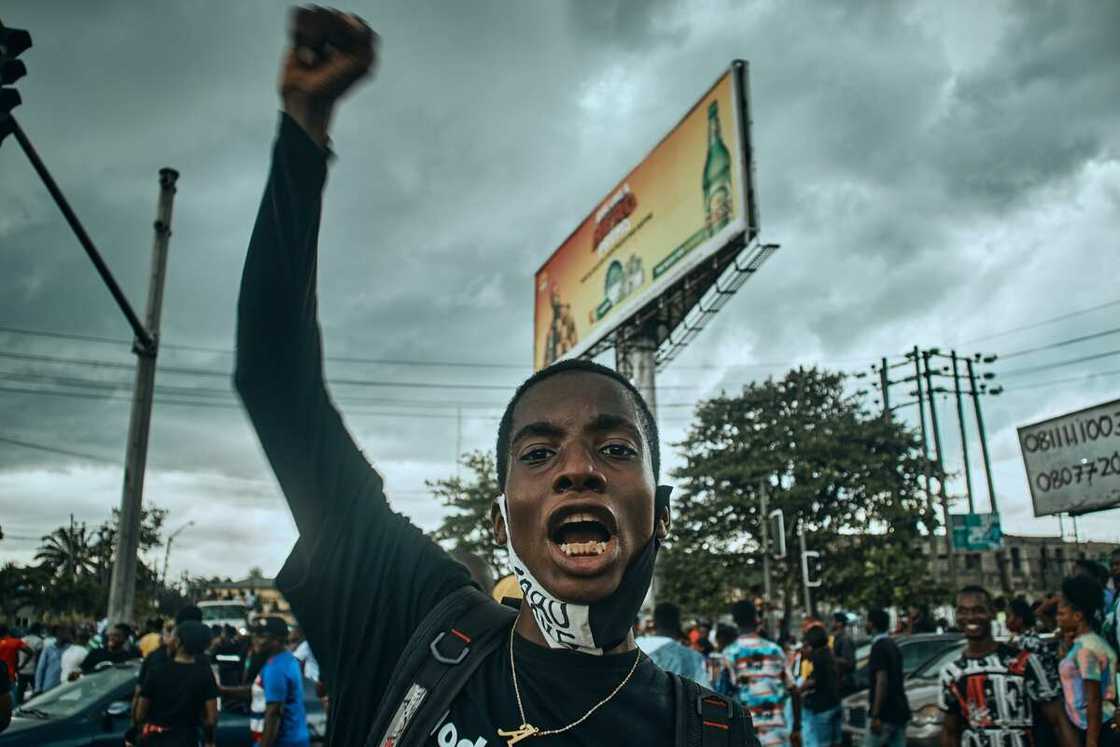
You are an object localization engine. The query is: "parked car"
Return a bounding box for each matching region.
[848,633,963,693]
[0,661,326,746]
[842,639,967,747]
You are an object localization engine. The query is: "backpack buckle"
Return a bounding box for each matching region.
[430,629,471,665]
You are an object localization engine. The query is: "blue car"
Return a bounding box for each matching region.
[0,661,326,746]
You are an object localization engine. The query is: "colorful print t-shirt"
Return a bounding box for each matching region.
[723,633,788,746]
[938,643,1056,747]
[1059,631,1117,730]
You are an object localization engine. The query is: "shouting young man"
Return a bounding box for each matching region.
[938,586,1076,747]
[235,7,757,746]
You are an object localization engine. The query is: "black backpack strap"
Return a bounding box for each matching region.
[671,672,759,747]
[367,586,516,747]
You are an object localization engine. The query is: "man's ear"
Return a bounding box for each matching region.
[655,504,671,541]
[491,498,507,545]
[654,484,672,541]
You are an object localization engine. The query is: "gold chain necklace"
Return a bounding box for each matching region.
[497,626,643,746]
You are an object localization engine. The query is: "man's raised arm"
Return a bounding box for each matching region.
[233,8,377,544]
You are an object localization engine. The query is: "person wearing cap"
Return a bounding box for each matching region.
[135,620,220,747]
[250,617,309,747]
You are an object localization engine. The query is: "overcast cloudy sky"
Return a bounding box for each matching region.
[1,0,1118,584]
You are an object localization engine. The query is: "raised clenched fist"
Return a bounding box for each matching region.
[279,6,378,146]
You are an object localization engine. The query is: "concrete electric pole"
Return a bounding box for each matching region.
[107,168,179,624]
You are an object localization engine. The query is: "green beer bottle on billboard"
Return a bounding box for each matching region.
[702,100,732,236]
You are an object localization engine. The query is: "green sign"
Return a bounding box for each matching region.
[950,513,1003,551]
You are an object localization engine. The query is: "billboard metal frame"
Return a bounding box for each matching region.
[541,60,775,370]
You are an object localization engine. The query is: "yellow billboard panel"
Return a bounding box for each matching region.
[534,62,754,370]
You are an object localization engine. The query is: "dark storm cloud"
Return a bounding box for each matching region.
[2,1,1118,577]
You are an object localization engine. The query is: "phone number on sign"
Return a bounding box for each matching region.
[1035,451,1120,493]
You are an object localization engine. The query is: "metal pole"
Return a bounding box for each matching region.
[951,352,975,513]
[798,525,811,615]
[760,480,772,606]
[6,116,154,351]
[160,520,194,588]
[879,358,890,420]
[966,359,999,516]
[108,168,178,624]
[913,349,938,561]
[922,350,957,591]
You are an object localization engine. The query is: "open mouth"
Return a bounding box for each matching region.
[545,504,620,573]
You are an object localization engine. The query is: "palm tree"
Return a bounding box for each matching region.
[35,515,96,579]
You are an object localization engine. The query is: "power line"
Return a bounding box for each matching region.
[960,298,1120,345]
[998,327,1120,360]
[0,434,118,464]
[1001,368,1120,392]
[999,349,1120,378]
[0,323,529,370]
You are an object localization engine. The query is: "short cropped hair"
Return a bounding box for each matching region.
[495,358,660,492]
[867,608,890,633]
[731,599,759,629]
[653,602,683,634]
[958,585,991,606]
[1009,598,1035,627]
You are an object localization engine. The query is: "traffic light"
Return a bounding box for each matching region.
[768,509,786,560]
[0,20,31,142]
[800,549,823,589]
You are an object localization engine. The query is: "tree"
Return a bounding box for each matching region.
[662,367,945,620]
[430,451,506,576]
[35,516,96,579]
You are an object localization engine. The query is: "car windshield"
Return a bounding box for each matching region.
[911,641,967,681]
[19,665,136,719]
[200,604,246,621]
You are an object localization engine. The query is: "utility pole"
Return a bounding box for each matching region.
[107,168,179,624]
[879,357,890,420]
[912,348,938,560]
[921,349,957,591]
[951,352,975,513]
[966,359,999,516]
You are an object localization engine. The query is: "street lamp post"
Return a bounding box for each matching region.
[161,521,195,588]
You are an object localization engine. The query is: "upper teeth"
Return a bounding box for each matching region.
[560,541,608,557]
[561,512,603,527]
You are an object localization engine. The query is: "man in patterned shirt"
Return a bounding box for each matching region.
[725,600,798,746]
[939,586,1076,747]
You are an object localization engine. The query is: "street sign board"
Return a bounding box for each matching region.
[533,61,758,370]
[950,513,1003,551]
[1017,398,1120,517]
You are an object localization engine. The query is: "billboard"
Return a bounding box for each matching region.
[534,61,756,370]
[950,513,1003,551]
[1018,398,1120,516]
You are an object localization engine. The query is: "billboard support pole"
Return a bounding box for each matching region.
[616,324,658,419]
[967,359,998,517]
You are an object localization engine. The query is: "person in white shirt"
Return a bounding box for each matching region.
[59,630,90,683]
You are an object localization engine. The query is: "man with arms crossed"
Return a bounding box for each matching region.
[235,7,756,747]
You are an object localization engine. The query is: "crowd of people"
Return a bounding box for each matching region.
[624,550,1120,747]
[0,606,322,745]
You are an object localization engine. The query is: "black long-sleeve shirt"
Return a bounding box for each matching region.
[235,114,680,747]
